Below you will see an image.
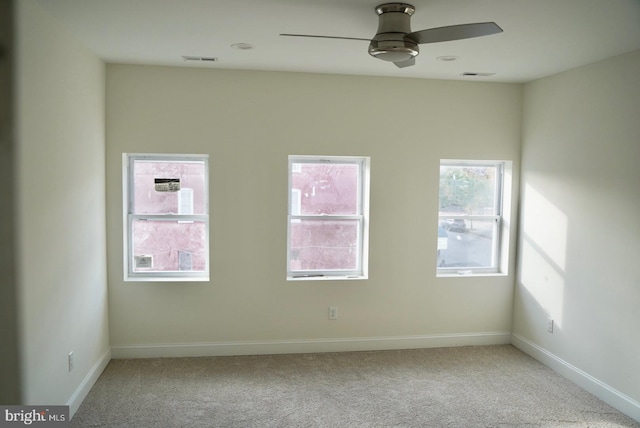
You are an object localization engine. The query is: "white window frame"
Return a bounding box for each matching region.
[123,153,209,282]
[437,159,511,277]
[287,155,370,281]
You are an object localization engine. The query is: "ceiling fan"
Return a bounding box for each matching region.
[280,3,502,68]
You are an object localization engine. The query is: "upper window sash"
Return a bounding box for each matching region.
[127,154,209,216]
[288,156,366,216]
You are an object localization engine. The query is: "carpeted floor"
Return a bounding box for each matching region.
[71,345,639,427]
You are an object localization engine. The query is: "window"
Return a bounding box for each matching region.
[287,156,370,280]
[123,154,209,281]
[437,160,509,275]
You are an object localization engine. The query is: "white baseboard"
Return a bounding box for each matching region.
[511,334,640,423]
[110,331,512,359]
[67,347,111,418]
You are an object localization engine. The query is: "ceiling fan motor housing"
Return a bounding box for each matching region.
[368,3,419,62]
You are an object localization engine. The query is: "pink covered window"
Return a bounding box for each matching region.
[124,154,209,281]
[287,156,369,280]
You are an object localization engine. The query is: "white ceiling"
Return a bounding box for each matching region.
[34,0,640,83]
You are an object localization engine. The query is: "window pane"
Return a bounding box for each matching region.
[291,162,360,215]
[437,218,497,269]
[289,219,359,271]
[439,165,498,215]
[133,160,206,215]
[132,219,207,272]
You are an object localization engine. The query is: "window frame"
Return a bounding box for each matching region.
[123,153,210,282]
[287,155,370,281]
[437,159,508,276]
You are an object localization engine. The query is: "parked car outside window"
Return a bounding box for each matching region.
[441,218,466,233]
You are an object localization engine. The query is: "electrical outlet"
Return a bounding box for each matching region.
[329,306,338,320]
[68,352,74,372]
[546,317,554,333]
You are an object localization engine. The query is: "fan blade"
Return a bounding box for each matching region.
[279,34,370,42]
[407,22,502,45]
[394,57,415,68]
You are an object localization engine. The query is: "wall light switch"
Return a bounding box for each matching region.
[329,306,338,320]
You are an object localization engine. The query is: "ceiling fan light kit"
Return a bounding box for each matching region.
[368,39,419,63]
[280,2,502,69]
[368,3,419,64]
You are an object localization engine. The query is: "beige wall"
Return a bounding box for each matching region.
[16,0,109,412]
[106,65,521,352]
[515,50,640,417]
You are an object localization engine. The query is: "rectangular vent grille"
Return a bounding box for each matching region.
[182,56,218,62]
[461,72,496,77]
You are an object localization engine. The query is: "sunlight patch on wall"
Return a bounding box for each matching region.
[520,183,568,328]
[522,184,568,271]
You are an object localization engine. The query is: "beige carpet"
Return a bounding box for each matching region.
[71,345,639,427]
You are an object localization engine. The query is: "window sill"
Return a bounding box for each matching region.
[287,275,367,281]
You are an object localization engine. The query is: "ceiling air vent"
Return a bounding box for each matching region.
[181,56,218,62]
[461,72,495,77]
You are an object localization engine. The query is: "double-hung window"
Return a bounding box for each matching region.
[437,160,510,275]
[287,155,370,280]
[123,154,209,281]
